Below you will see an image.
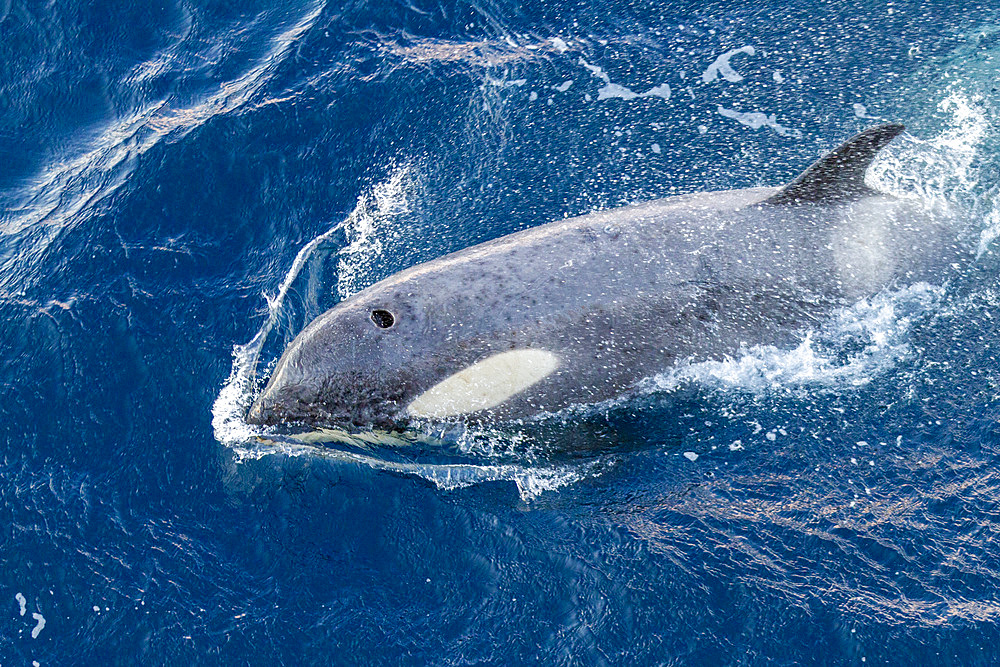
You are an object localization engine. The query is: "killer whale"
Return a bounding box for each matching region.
[247,124,965,429]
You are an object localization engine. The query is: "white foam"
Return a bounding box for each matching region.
[31,612,45,638]
[853,103,879,119]
[383,36,542,66]
[645,283,943,396]
[596,82,671,101]
[234,434,596,501]
[867,93,987,205]
[861,93,995,256]
[716,105,802,137]
[597,83,638,100]
[210,216,348,446]
[578,57,611,83]
[643,84,672,100]
[517,300,928,424]
[702,46,756,83]
[335,166,416,300]
[978,208,1000,258]
[16,592,26,616]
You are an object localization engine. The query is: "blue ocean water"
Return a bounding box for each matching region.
[4,0,1000,662]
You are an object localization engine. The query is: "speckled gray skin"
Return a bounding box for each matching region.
[247,125,966,429]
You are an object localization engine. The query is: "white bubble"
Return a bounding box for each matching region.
[716,105,801,137]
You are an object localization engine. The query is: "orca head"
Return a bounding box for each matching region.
[246,283,562,430]
[247,291,425,429]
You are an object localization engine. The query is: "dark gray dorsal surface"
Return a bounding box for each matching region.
[762,123,905,206]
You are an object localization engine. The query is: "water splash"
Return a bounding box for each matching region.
[646,283,944,396]
[212,219,346,446]
[868,93,988,204]
[336,166,417,299]
[234,434,594,501]
[866,91,1000,259]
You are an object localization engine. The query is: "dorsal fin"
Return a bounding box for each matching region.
[761,123,905,206]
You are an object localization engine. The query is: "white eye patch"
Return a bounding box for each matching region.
[406,349,560,419]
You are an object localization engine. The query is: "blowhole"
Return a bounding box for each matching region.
[371,309,395,329]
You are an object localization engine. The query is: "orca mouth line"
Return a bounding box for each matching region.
[246,395,402,431]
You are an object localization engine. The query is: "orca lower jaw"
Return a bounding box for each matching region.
[245,392,402,431]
